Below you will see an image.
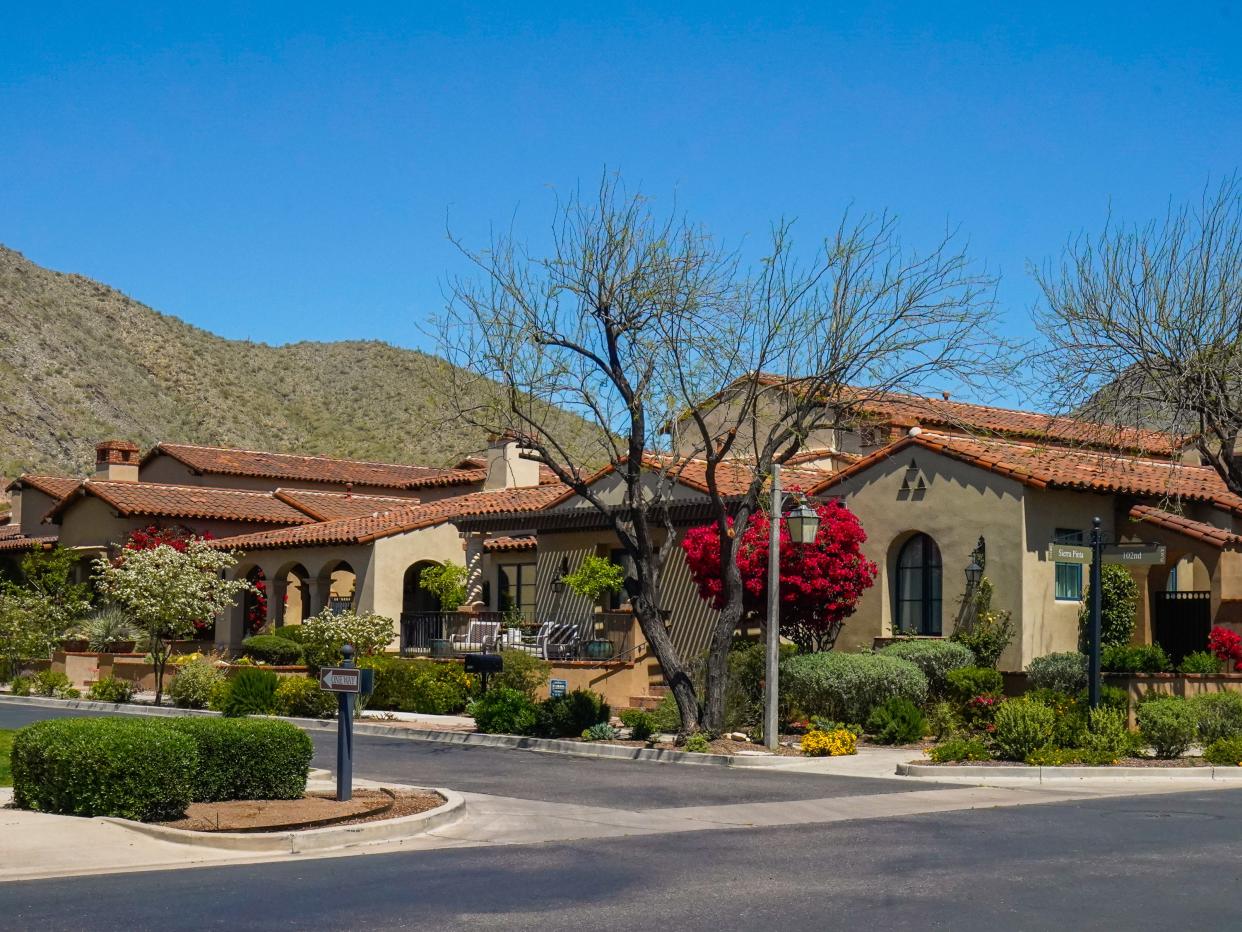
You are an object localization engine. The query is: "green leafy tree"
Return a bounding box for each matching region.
[1079,563,1139,650]
[560,555,625,604]
[418,563,468,610]
[0,546,93,675]
[93,541,253,705]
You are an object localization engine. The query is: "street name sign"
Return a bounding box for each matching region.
[1047,543,1092,564]
[1102,543,1167,566]
[318,667,362,693]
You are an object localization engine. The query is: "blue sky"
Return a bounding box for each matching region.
[2,3,1239,405]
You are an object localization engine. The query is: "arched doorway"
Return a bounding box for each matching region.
[895,533,943,635]
[318,560,356,615]
[1149,552,1213,662]
[275,562,311,626]
[401,561,443,652]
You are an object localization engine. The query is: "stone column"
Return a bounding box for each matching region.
[464,533,487,608]
[307,577,333,616]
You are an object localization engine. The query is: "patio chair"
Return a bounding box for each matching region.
[449,620,501,653]
[539,622,582,660]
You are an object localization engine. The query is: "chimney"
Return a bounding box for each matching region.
[483,432,540,491]
[95,440,140,482]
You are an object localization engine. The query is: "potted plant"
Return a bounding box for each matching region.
[560,556,625,660]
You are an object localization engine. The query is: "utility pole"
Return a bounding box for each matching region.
[1088,517,1102,709]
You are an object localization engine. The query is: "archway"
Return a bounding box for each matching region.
[401,561,443,652]
[893,532,943,636]
[275,562,311,626]
[318,560,357,615]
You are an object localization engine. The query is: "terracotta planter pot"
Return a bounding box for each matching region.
[60,639,90,653]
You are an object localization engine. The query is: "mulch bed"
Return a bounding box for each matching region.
[159,789,444,832]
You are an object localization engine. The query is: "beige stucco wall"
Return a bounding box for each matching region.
[11,486,62,534]
[370,524,465,628]
[55,496,280,552]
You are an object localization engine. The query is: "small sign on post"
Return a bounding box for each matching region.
[549,678,567,698]
[1102,543,1167,566]
[319,644,358,802]
[318,666,362,693]
[1046,543,1093,564]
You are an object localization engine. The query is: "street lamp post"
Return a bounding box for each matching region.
[764,465,820,751]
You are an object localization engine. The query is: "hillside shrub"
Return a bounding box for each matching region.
[87,676,134,704]
[164,718,312,801]
[273,676,337,719]
[925,701,964,740]
[781,651,928,724]
[865,697,926,744]
[1026,652,1087,694]
[879,640,974,698]
[650,693,681,734]
[1190,692,1242,744]
[169,657,226,709]
[361,657,472,715]
[11,718,197,821]
[241,634,303,666]
[950,577,1015,668]
[1203,736,1242,766]
[221,668,279,717]
[946,666,1004,703]
[1137,698,1197,758]
[992,698,1056,761]
[1025,688,1088,748]
[927,736,991,763]
[470,687,538,735]
[535,689,610,738]
[1101,643,1171,674]
[493,649,552,698]
[1179,651,1223,675]
[721,641,799,730]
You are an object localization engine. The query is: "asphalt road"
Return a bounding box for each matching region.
[3,787,1241,930]
[0,701,933,808]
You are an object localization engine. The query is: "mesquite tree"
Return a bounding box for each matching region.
[435,175,1003,733]
[1033,177,1242,494]
[681,501,878,652]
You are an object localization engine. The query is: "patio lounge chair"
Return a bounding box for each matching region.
[449,620,501,653]
[512,621,581,660]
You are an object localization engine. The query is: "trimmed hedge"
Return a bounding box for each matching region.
[878,640,975,697]
[241,634,304,665]
[11,718,197,821]
[360,656,473,715]
[164,718,312,801]
[781,651,928,724]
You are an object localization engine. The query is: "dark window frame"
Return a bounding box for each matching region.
[895,533,943,636]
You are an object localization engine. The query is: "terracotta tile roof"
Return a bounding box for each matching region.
[0,533,57,552]
[747,375,1184,456]
[4,474,82,500]
[45,480,315,526]
[1128,505,1242,549]
[144,442,488,490]
[483,535,537,553]
[810,431,1242,515]
[0,524,24,540]
[209,484,570,551]
[272,489,417,522]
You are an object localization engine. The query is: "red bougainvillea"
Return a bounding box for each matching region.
[1209,626,1242,671]
[681,500,878,652]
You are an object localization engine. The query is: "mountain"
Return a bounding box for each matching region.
[0,245,593,491]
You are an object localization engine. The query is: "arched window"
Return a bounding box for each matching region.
[895,533,942,635]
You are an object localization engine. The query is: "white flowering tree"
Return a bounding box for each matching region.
[93,540,254,705]
[300,607,396,667]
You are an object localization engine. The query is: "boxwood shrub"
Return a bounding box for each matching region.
[164,718,312,801]
[11,718,197,821]
[781,651,928,724]
[470,687,539,735]
[1026,652,1088,695]
[241,634,303,666]
[879,640,975,698]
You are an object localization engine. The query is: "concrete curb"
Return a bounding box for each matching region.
[897,762,1242,780]
[0,694,806,769]
[100,788,465,853]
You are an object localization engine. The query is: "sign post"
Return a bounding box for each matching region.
[318,644,361,801]
[1087,518,1103,710]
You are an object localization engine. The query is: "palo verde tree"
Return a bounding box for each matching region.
[1033,177,1242,494]
[435,175,1004,733]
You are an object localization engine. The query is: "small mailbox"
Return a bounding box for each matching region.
[464,652,504,692]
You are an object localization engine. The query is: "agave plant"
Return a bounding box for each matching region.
[78,605,137,652]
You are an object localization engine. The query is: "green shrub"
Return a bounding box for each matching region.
[950,577,1015,668]
[273,676,337,719]
[87,677,134,704]
[619,708,657,741]
[360,657,472,715]
[77,606,136,652]
[1101,643,1171,674]
[1090,684,1132,715]
[1137,697,1197,758]
[9,675,32,696]
[1025,688,1088,748]
[879,640,975,698]
[1190,692,1242,744]
[164,718,312,801]
[581,722,619,742]
[1081,705,1135,761]
[272,625,307,644]
[33,670,78,698]
[927,736,991,762]
[169,657,226,709]
[925,701,964,740]
[650,693,682,733]
[1024,746,1119,766]
[470,687,539,735]
[683,733,710,753]
[946,666,1004,702]
[781,651,928,724]
[493,650,552,698]
[1203,736,1242,766]
[241,634,303,666]
[1026,652,1087,694]
[221,668,279,717]
[865,697,926,744]
[1179,651,1223,675]
[11,718,197,821]
[720,641,799,730]
[1079,563,1139,650]
[535,689,610,738]
[992,698,1056,761]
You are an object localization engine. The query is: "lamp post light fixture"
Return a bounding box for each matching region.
[965,535,986,589]
[786,501,821,545]
[551,556,569,595]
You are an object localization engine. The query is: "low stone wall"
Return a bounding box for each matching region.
[51,651,310,690]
